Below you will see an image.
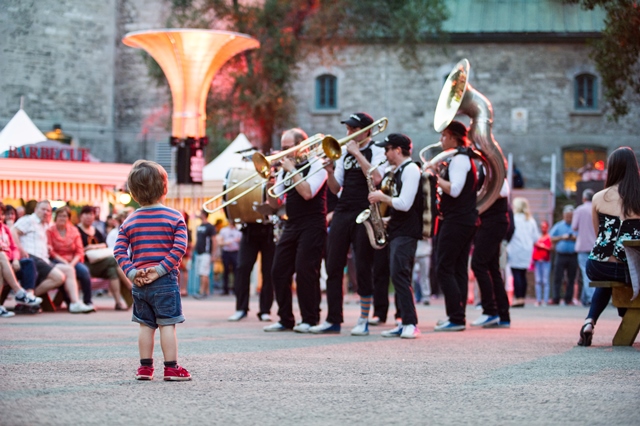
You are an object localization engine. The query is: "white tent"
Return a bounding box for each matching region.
[0,109,47,154]
[202,133,256,181]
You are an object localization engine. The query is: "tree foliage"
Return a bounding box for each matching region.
[159,0,447,155]
[566,0,640,120]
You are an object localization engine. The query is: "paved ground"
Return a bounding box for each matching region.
[1,293,639,426]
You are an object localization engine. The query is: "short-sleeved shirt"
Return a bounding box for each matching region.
[13,213,49,260]
[219,226,242,252]
[549,220,576,254]
[571,201,596,253]
[195,222,216,255]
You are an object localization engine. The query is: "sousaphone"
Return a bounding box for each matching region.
[432,58,507,214]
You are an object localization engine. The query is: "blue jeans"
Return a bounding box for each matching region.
[585,259,629,323]
[534,260,550,303]
[578,252,594,305]
[50,260,93,305]
[132,271,184,329]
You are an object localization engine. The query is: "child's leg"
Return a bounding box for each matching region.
[139,324,156,359]
[158,324,177,362]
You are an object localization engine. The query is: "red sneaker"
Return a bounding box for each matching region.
[164,365,191,381]
[135,366,154,380]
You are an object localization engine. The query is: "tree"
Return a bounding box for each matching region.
[160,0,448,156]
[566,0,640,120]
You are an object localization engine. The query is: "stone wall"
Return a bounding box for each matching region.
[292,42,639,190]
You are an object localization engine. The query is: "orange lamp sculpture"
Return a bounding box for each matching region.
[122,29,260,143]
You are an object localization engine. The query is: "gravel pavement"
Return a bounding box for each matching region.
[1,294,639,426]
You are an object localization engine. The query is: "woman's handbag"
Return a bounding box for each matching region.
[85,247,114,264]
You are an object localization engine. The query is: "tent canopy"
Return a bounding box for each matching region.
[202,133,257,181]
[0,109,47,153]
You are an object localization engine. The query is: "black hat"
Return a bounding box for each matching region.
[444,120,468,138]
[375,133,412,150]
[341,112,374,129]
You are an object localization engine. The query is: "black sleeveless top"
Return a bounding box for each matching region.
[283,161,327,227]
[335,142,373,213]
[387,161,423,240]
[439,148,478,226]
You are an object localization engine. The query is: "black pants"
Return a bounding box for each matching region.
[234,224,275,315]
[511,268,528,299]
[272,223,326,328]
[325,210,375,324]
[390,236,418,326]
[553,252,578,304]
[221,250,238,294]
[435,220,477,325]
[471,218,510,321]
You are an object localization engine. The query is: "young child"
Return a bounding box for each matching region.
[114,160,190,381]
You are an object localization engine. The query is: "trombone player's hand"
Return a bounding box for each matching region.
[345,140,360,156]
[281,156,296,173]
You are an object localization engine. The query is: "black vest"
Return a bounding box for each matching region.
[387,160,423,240]
[283,161,327,226]
[439,148,478,226]
[335,143,373,213]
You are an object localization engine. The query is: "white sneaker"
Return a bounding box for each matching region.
[228,311,247,321]
[263,322,291,332]
[309,321,341,334]
[351,318,369,336]
[400,324,420,339]
[0,306,15,318]
[69,302,95,314]
[259,313,272,322]
[471,315,499,327]
[369,316,383,326]
[293,323,312,333]
[381,324,403,338]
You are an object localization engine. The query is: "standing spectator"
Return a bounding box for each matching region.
[218,221,242,295]
[550,205,578,305]
[572,189,597,306]
[532,220,552,306]
[11,200,93,313]
[47,206,95,310]
[507,197,540,308]
[114,159,191,381]
[194,210,216,298]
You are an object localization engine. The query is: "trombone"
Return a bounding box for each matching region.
[267,117,389,198]
[201,133,325,214]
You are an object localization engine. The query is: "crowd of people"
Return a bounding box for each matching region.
[0,200,135,316]
[2,117,637,359]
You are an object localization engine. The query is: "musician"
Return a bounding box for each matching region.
[263,128,328,333]
[368,133,422,339]
[311,112,385,336]
[470,177,511,328]
[228,220,276,322]
[430,121,478,332]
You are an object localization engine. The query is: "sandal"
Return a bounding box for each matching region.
[577,321,593,347]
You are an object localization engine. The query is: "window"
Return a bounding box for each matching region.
[574,73,598,110]
[315,74,337,110]
[562,147,607,192]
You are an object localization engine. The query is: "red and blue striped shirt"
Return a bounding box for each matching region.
[114,205,187,280]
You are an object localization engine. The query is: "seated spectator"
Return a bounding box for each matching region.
[4,204,17,227]
[11,200,93,314]
[1,203,39,301]
[105,213,125,248]
[47,206,95,310]
[77,205,131,310]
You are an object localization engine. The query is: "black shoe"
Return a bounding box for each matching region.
[578,322,593,346]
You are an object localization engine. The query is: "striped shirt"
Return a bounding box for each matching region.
[114,204,187,280]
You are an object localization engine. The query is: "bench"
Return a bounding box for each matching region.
[589,280,640,346]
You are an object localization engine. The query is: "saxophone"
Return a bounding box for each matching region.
[355,160,389,249]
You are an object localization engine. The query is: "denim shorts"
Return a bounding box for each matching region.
[132,271,185,329]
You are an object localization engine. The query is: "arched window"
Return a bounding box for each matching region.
[315,74,337,110]
[574,73,598,110]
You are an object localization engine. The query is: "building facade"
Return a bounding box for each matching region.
[1,0,636,192]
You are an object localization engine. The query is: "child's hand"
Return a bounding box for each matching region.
[133,269,148,287]
[141,267,160,284]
